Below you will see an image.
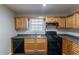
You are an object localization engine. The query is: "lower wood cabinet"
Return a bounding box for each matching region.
[62,38,72,55]
[62,37,79,55]
[24,39,35,54]
[72,42,79,55]
[62,39,68,54]
[24,38,47,54]
[36,39,47,52]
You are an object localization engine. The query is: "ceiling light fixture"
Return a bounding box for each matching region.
[43,4,46,7]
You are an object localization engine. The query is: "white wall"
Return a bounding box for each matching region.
[0,5,16,55]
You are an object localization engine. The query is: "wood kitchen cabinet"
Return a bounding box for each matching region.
[74,13,79,28]
[62,37,79,55]
[46,16,66,29]
[45,16,58,23]
[15,17,28,30]
[65,12,79,29]
[62,38,68,54]
[67,39,72,55]
[36,39,47,52]
[24,39,36,54]
[24,38,47,54]
[62,38,72,55]
[57,17,66,29]
[72,42,79,55]
[66,15,76,29]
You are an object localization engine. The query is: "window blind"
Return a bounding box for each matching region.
[29,18,45,33]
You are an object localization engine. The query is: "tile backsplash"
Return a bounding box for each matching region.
[16,25,79,37]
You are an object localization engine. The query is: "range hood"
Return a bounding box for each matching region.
[46,22,58,26]
[46,22,59,31]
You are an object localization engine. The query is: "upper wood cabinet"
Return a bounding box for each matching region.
[66,13,79,29]
[45,16,58,23]
[74,13,79,28]
[66,15,76,29]
[46,16,66,29]
[15,17,28,30]
[57,17,66,29]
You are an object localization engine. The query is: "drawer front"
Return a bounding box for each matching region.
[24,39,35,43]
[36,43,47,50]
[37,39,47,43]
[24,43,36,50]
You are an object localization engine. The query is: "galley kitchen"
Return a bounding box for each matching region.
[0,4,79,55]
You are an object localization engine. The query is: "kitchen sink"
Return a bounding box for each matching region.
[36,35,42,38]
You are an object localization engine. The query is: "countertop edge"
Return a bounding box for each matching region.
[59,35,79,44]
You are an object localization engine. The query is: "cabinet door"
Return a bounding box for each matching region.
[24,39,36,54]
[36,39,47,53]
[15,18,22,29]
[67,40,72,55]
[57,17,66,28]
[74,13,79,28]
[66,15,76,28]
[62,39,68,54]
[15,17,28,30]
[72,42,79,55]
[62,38,73,55]
[46,16,57,23]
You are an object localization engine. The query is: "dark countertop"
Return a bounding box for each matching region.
[12,34,79,44]
[59,34,79,44]
[12,34,47,39]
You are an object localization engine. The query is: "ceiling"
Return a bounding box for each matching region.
[5,4,79,16]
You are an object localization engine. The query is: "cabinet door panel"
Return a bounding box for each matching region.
[36,39,47,52]
[24,43,36,54]
[15,17,28,30]
[24,39,36,53]
[15,18,21,29]
[62,39,68,54]
[75,13,79,28]
[66,15,76,28]
[57,17,66,28]
[46,16,57,23]
[67,40,72,55]
[72,42,79,55]
[36,43,47,51]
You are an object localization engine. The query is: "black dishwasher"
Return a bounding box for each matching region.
[46,31,62,55]
[12,38,24,54]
